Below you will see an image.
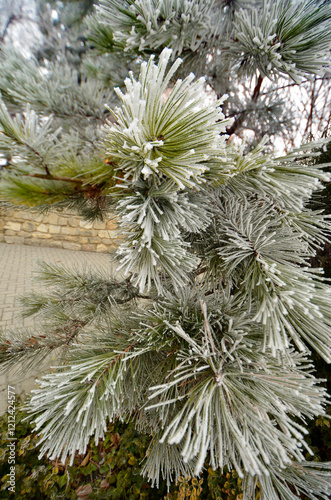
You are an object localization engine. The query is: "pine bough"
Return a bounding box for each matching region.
[0,48,331,499]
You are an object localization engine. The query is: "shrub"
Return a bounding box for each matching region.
[0,402,243,499]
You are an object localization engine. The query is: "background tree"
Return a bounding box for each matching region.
[0,1,331,499]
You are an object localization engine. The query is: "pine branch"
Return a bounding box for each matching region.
[0,17,330,498]
[26,172,85,184]
[0,129,53,176]
[0,319,87,375]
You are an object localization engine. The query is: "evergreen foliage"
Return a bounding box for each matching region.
[0,401,330,498]
[0,1,331,498]
[0,401,167,498]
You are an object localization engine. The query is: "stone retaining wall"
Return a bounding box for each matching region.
[0,205,119,253]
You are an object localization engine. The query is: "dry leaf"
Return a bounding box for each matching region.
[80,450,90,467]
[76,483,92,498]
[100,479,110,489]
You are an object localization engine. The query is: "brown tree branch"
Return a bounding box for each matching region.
[226,73,264,138]
[0,130,52,175]
[24,143,52,175]
[260,77,326,96]
[303,78,317,138]
[252,74,264,101]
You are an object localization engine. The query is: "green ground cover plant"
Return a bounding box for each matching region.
[0,401,245,499]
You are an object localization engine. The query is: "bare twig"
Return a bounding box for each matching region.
[303,78,317,138]
[227,73,264,138]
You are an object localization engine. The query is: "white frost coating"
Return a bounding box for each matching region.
[104,47,231,189]
[103,47,231,293]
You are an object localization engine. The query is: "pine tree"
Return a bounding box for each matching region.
[0,1,331,498]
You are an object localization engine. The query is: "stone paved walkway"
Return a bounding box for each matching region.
[0,243,114,413]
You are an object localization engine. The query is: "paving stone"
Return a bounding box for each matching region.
[62,241,81,250]
[0,242,113,414]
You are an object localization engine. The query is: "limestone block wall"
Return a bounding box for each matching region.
[0,205,120,253]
